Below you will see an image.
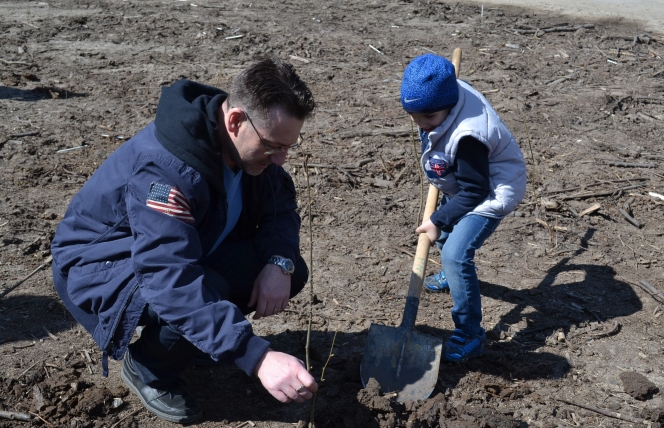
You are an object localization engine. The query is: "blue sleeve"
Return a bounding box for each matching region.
[126,156,269,376]
[430,137,490,230]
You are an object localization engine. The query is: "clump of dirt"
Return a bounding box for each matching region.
[356,377,523,427]
[0,358,131,427]
[621,371,660,401]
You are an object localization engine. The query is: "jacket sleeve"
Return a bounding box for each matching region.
[125,156,269,376]
[430,137,491,230]
[254,166,302,263]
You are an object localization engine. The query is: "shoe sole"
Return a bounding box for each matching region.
[121,365,203,424]
[424,284,449,292]
[444,348,484,363]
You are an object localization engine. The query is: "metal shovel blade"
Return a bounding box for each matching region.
[360,322,443,402]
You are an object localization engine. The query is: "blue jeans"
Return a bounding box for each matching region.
[435,209,501,337]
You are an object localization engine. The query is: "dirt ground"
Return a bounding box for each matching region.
[1,0,664,427]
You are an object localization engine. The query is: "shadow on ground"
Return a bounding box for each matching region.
[0,85,84,101]
[0,295,71,344]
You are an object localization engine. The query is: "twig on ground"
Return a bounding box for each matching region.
[10,131,40,138]
[110,408,141,428]
[0,59,32,65]
[541,178,648,195]
[617,235,639,269]
[555,398,650,425]
[332,298,355,310]
[29,412,54,427]
[590,321,621,339]
[559,183,645,200]
[535,218,567,232]
[608,161,656,168]
[289,55,310,64]
[56,144,88,153]
[42,327,58,341]
[338,127,410,139]
[17,362,38,379]
[638,279,664,304]
[546,71,578,85]
[578,203,601,217]
[637,96,664,103]
[618,208,642,228]
[377,153,393,179]
[0,410,31,421]
[13,342,35,351]
[0,256,53,300]
[369,44,383,55]
[394,247,441,267]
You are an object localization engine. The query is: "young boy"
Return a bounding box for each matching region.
[401,53,527,362]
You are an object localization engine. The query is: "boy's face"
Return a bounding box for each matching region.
[408,109,450,133]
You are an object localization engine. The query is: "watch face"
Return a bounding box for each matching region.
[283,258,294,273]
[269,257,294,274]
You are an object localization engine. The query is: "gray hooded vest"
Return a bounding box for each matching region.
[420,80,527,218]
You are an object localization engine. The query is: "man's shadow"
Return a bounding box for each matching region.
[420,227,642,391]
[0,295,72,344]
[184,328,370,425]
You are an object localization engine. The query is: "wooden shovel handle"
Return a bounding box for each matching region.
[402,48,462,327]
[452,48,462,79]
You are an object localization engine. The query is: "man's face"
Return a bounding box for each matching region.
[408,109,450,133]
[224,104,304,176]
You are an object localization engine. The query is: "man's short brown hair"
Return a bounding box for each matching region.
[228,56,315,125]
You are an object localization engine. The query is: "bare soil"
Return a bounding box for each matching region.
[1,1,664,427]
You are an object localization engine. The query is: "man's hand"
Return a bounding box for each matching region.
[248,263,291,319]
[416,220,441,245]
[253,348,318,403]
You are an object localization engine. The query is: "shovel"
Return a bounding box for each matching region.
[360,48,462,402]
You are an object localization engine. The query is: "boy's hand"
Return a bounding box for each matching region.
[416,220,441,245]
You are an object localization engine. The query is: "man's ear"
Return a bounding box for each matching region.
[226,109,242,134]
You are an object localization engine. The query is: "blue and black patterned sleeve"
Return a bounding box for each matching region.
[430,136,491,231]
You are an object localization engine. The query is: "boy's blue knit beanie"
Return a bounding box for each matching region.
[401,53,458,113]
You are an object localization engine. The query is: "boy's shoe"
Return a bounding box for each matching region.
[121,350,203,424]
[424,272,449,292]
[444,328,486,363]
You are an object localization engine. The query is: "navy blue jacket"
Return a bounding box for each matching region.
[51,80,301,376]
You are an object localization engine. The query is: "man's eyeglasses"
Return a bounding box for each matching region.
[241,109,302,155]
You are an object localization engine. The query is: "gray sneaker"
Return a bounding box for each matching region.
[424,271,449,292]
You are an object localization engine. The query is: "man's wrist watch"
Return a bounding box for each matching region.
[267,256,295,275]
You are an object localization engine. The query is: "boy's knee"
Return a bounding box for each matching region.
[441,247,465,269]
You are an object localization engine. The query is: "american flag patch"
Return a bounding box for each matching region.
[146,182,194,223]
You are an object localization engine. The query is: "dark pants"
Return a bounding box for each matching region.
[129,238,308,387]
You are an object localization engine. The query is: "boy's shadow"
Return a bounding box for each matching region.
[421,227,642,391]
